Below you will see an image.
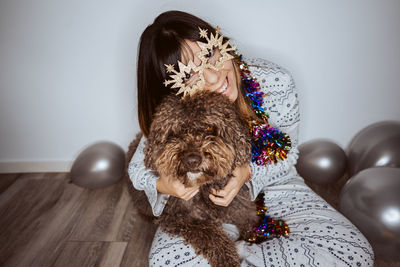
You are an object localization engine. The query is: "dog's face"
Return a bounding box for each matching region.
[144,91,251,187]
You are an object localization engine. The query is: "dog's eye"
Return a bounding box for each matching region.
[205,125,216,135]
[204,152,212,159]
[167,131,177,140]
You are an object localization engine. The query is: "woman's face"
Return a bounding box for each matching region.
[180,40,239,102]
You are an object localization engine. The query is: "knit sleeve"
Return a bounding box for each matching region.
[245,58,300,200]
[127,136,170,216]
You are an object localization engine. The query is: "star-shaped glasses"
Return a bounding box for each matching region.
[163,27,236,97]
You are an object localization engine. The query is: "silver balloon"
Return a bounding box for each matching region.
[296,139,347,184]
[339,167,400,260]
[70,141,125,189]
[347,120,400,176]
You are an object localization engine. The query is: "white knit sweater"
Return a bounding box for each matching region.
[128,58,300,216]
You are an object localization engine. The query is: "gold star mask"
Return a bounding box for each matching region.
[163,27,237,97]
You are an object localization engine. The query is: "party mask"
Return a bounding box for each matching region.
[163,27,237,97]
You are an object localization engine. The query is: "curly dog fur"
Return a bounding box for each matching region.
[125,91,259,266]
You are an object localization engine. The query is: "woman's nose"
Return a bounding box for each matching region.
[203,68,220,85]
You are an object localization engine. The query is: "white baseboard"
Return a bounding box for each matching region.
[0,161,73,173]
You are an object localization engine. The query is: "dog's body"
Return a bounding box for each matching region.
[126,91,259,267]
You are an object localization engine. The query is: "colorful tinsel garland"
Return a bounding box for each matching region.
[245,192,290,243]
[236,54,292,165]
[235,54,291,242]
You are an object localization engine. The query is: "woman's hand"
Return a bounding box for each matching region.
[209,164,251,207]
[156,174,199,200]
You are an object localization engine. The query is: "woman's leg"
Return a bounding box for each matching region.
[149,227,210,266]
[149,175,374,267]
[149,223,243,266]
[242,176,374,267]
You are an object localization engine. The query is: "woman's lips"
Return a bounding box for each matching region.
[217,77,230,96]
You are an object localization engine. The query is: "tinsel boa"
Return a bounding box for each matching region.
[235,54,291,242]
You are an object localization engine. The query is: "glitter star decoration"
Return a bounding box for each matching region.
[163,60,205,97]
[163,26,236,98]
[165,64,175,73]
[199,28,208,38]
[196,27,236,71]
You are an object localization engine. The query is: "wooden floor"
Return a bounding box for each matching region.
[1,173,399,267]
[0,173,156,267]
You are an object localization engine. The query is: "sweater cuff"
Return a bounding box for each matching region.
[147,176,170,216]
[247,146,299,200]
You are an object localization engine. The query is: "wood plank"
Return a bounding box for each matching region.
[0,174,91,266]
[68,180,135,242]
[0,173,66,211]
[29,172,68,180]
[53,241,127,267]
[0,173,21,195]
[0,173,160,267]
[1,172,398,266]
[0,173,51,210]
[100,241,128,267]
[120,213,157,267]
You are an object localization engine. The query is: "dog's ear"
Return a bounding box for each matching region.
[221,109,252,166]
[144,94,182,170]
[233,119,252,166]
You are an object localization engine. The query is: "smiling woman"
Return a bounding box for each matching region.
[179,38,239,101]
[127,10,374,267]
[136,12,256,139]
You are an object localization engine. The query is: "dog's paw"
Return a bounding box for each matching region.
[207,238,241,267]
[236,240,251,261]
[213,254,241,267]
[222,223,240,241]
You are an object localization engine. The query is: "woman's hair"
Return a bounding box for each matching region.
[137,10,260,137]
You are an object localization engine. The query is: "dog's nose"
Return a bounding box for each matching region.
[183,153,202,170]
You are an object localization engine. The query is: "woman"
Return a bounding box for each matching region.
[128,10,374,266]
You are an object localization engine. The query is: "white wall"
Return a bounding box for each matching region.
[1,0,399,172]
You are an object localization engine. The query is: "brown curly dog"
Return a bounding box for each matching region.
[125,91,259,267]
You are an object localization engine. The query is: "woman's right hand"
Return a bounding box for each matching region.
[156,174,199,200]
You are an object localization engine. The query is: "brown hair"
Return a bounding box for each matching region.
[137,10,260,137]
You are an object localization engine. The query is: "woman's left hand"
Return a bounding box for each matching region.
[209,164,251,207]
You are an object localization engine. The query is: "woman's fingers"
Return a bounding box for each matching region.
[182,187,200,200]
[209,189,237,207]
[209,164,250,206]
[210,173,240,198]
[157,165,251,202]
[172,181,186,197]
[211,178,238,197]
[209,194,225,206]
[210,186,239,206]
[171,180,199,200]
